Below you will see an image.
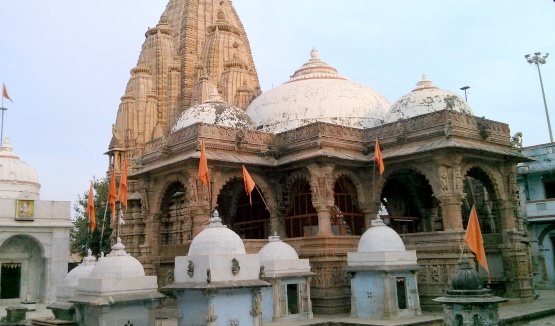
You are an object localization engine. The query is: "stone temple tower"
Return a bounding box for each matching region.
[107,0,261,171]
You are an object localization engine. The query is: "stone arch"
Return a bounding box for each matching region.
[461,166,500,234]
[462,163,505,201]
[284,174,317,238]
[379,163,440,200]
[379,167,438,233]
[214,169,278,209]
[331,173,365,235]
[538,224,555,246]
[151,173,190,221]
[158,179,188,245]
[215,169,272,239]
[333,169,366,205]
[0,234,46,301]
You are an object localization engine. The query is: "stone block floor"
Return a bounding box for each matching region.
[1,290,554,325]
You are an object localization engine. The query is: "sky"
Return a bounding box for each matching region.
[1,1,554,208]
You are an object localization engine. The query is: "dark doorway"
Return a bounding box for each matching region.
[1,263,21,299]
[396,277,407,309]
[287,284,299,314]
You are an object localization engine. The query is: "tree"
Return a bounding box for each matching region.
[70,177,113,257]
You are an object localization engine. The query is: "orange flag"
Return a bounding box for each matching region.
[108,170,117,222]
[198,140,210,186]
[118,159,128,209]
[88,182,96,234]
[242,165,256,205]
[2,83,13,103]
[465,205,489,277]
[374,138,384,175]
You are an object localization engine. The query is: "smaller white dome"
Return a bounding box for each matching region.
[89,238,145,279]
[172,88,255,131]
[188,210,246,256]
[64,249,96,287]
[259,232,299,261]
[0,137,40,199]
[386,74,473,123]
[358,218,406,252]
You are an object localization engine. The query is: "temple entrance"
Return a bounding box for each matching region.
[380,169,436,233]
[217,178,270,239]
[462,167,498,234]
[1,263,21,299]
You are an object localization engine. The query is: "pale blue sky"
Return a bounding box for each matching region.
[0,1,554,205]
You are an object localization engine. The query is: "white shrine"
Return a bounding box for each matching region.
[166,210,269,326]
[346,217,422,319]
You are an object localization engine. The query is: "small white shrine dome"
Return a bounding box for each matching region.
[385,74,473,123]
[89,238,145,278]
[259,232,299,261]
[64,249,96,287]
[247,48,390,133]
[0,137,40,199]
[188,210,246,256]
[358,218,406,252]
[172,87,255,131]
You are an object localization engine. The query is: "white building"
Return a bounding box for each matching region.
[0,138,72,304]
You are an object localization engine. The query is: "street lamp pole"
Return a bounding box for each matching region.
[460,86,470,102]
[525,52,553,143]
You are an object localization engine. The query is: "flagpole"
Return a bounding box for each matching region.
[209,181,213,218]
[99,203,109,255]
[254,185,269,210]
[0,106,6,146]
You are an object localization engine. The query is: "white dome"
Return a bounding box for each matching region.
[88,238,145,278]
[172,89,255,131]
[0,138,40,199]
[259,233,299,261]
[64,249,96,287]
[188,210,246,256]
[246,49,390,133]
[358,218,406,252]
[385,74,473,123]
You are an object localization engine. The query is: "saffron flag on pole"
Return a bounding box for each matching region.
[374,138,385,175]
[242,165,256,205]
[118,159,128,209]
[88,182,96,234]
[465,205,489,277]
[2,83,13,103]
[108,170,117,222]
[198,140,210,186]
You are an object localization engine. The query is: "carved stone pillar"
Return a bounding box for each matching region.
[307,163,335,237]
[185,172,211,236]
[438,194,465,231]
[382,272,395,320]
[272,280,281,321]
[495,199,516,232]
[360,203,380,230]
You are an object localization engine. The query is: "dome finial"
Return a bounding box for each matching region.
[310,47,319,59]
[268,231,280,242]
[413,73,434,91]
[206,209,226,228]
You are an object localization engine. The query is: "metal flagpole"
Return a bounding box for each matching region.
[99,203,109,255]
[1,96,6,146]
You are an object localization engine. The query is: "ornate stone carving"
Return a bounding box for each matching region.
[511,132,523,148]
[259,265,265,279]
[476,117,491,140]
[207,268,211,283]
[231,258,240,275]
[187,260,194,277]
[439,166,449,193]
[444,119,453,139]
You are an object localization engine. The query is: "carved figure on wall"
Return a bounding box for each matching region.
[439,166,449,193]
[132,156,142,168]
[259,266,265,279]
[325,175,334,198]
[444,119,452,139]
[188,260,194,277]
[253,291,262,314]
[166,270,174,284]
[511,132,523,148]
[140,187,149,210]
[207,268,211,283]
[454,168,463,192]
[231,258,240,275]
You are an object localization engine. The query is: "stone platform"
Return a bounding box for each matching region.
[2,290,554,325]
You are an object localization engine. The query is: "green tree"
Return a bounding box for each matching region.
[70,177,113,257]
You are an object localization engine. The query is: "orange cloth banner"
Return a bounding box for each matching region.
[374,138,384,175]
[108,170,117,222]
[118,159,128,209]
[242,165,256,204]
[88,182,96,233]
[2,83,13,102]
[465,205,490,277]
[198,140,210,185]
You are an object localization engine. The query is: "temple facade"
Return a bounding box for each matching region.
[106,0,534,313]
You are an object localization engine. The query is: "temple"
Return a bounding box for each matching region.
[106,0,534,313]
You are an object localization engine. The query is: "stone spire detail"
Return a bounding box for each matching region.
[108,0,260,167]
